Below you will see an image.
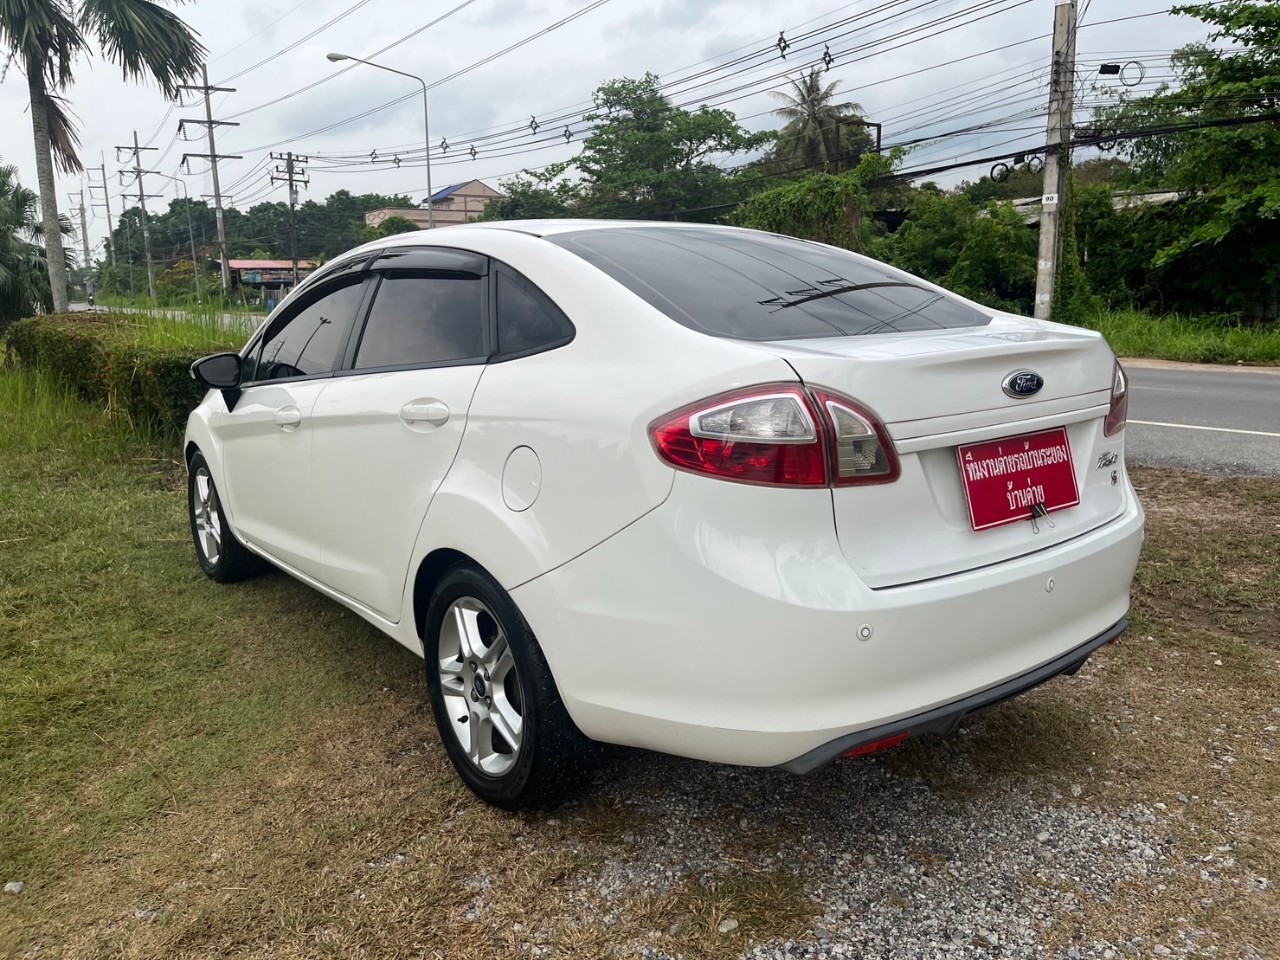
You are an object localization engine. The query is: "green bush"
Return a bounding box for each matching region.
[3,312,236,437]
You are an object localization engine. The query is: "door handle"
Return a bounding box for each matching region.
[400,400,450,427]
[273,405,302,430]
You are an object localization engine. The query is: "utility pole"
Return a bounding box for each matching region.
[270,151,309,286]
[179,66,240,292]
[87,155,117,267]
[1034,0,1078,321]
[115,131,161,301]
[69,188,91,270]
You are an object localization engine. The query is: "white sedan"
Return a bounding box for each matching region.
[186,221,1143,808]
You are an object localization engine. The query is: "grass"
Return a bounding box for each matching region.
[0,366,1277,957]
[1073,307,1280,365]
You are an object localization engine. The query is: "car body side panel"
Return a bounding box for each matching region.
[397,230,802,623]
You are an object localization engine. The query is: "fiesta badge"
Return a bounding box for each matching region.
[1002,370,1044,398]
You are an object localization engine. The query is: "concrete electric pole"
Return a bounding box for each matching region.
[270,151,310,287]
[1034,0,1078,321]
[87,156,117,268]
[178,66,240,292]
[115,131,161,301]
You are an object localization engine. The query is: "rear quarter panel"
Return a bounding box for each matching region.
[400,232,798,621]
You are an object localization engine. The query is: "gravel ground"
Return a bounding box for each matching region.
[482,711,1268,960]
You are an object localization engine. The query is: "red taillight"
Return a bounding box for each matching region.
[649,383,899,488]
[1104,361,1128,437]
[650,385,828,487]
[842,731,910,758]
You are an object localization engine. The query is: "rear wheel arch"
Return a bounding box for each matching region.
[184,441,200,467]
[413,548,477,637]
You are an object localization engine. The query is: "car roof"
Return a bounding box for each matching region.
[375,218,750,245]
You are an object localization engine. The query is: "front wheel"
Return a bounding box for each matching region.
[187,451,264,583]
[423,563,592,808]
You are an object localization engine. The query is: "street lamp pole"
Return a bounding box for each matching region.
[327,52,434,228]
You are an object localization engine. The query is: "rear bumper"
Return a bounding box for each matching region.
[779,618,1128,773]
[512,470,1144,768]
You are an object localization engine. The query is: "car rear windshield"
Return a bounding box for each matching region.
[548,227,992,341]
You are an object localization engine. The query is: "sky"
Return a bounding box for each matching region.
[0,0,1217,262]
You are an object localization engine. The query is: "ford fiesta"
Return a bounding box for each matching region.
[185,221,1143,808]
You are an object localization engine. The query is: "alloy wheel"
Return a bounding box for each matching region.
[192,466,222,567]
[437,597,525,776]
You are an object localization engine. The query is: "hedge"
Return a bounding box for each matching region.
[3,313,227,437]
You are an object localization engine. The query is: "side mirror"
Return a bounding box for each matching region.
[190,352,243,390]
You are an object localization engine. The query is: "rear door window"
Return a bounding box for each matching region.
[549,227,991,340]
[353,273,486,370]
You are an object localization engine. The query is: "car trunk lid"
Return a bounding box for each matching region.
[767,318,1128,588]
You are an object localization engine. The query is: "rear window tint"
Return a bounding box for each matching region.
[549,227,991,341]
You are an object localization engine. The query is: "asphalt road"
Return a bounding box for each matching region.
[1125,360,1280,477]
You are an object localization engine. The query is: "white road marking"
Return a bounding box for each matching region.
[1130,419,1280,439]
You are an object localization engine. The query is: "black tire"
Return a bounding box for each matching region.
[187,451,265,583]
[422,562,593,809]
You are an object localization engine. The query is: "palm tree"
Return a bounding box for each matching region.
[0,161,72,331]
[769,68,864,172]
[1,0,205,313]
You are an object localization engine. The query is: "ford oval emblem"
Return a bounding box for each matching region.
[1003,370,1044,398]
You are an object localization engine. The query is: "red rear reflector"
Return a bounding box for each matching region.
[842,731,910,758]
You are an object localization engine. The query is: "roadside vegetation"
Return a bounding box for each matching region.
[1,347,1277,955]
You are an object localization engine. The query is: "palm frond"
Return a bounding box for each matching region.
[43,91,84,173]
[79,0,206,98]
[1,0,85,87]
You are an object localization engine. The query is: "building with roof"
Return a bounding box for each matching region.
[364,179,501,231]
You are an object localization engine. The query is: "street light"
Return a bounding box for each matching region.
[326,52,435,228]
[152,172,202,304]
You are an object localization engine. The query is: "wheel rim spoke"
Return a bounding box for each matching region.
[438,597,524,778]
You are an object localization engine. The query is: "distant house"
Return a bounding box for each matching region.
[364,179,502,231]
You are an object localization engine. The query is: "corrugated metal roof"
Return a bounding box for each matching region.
[226,259,316,270]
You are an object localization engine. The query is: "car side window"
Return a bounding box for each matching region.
[248,277,365,382]
[495,270,574,358]
[353,273,486,370]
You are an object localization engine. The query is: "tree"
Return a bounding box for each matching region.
[735,150,902,252]
[1,0,205,313]
[575,73,772,220]
[375,215,420,237]
[769,68,867,172]
[480,164,580,221]
[875,190,1039,315]
[1093,0,1280,319]
[0,161,67,331]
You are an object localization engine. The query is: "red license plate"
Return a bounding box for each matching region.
[956,427,1080,531]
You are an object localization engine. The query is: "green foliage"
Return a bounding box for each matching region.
[876,190,1039,315]
[0,162,55,333]
[1093,0,1280,319]
[735,150,902,252]
[103,189,417,282]
[575,73,773,220]
[1074,307,1280,364]
[375,215,420,237]
[155,258,216,303]
[1052,173,1101,324]
[4,312,240,436]
[480,163,579,220]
